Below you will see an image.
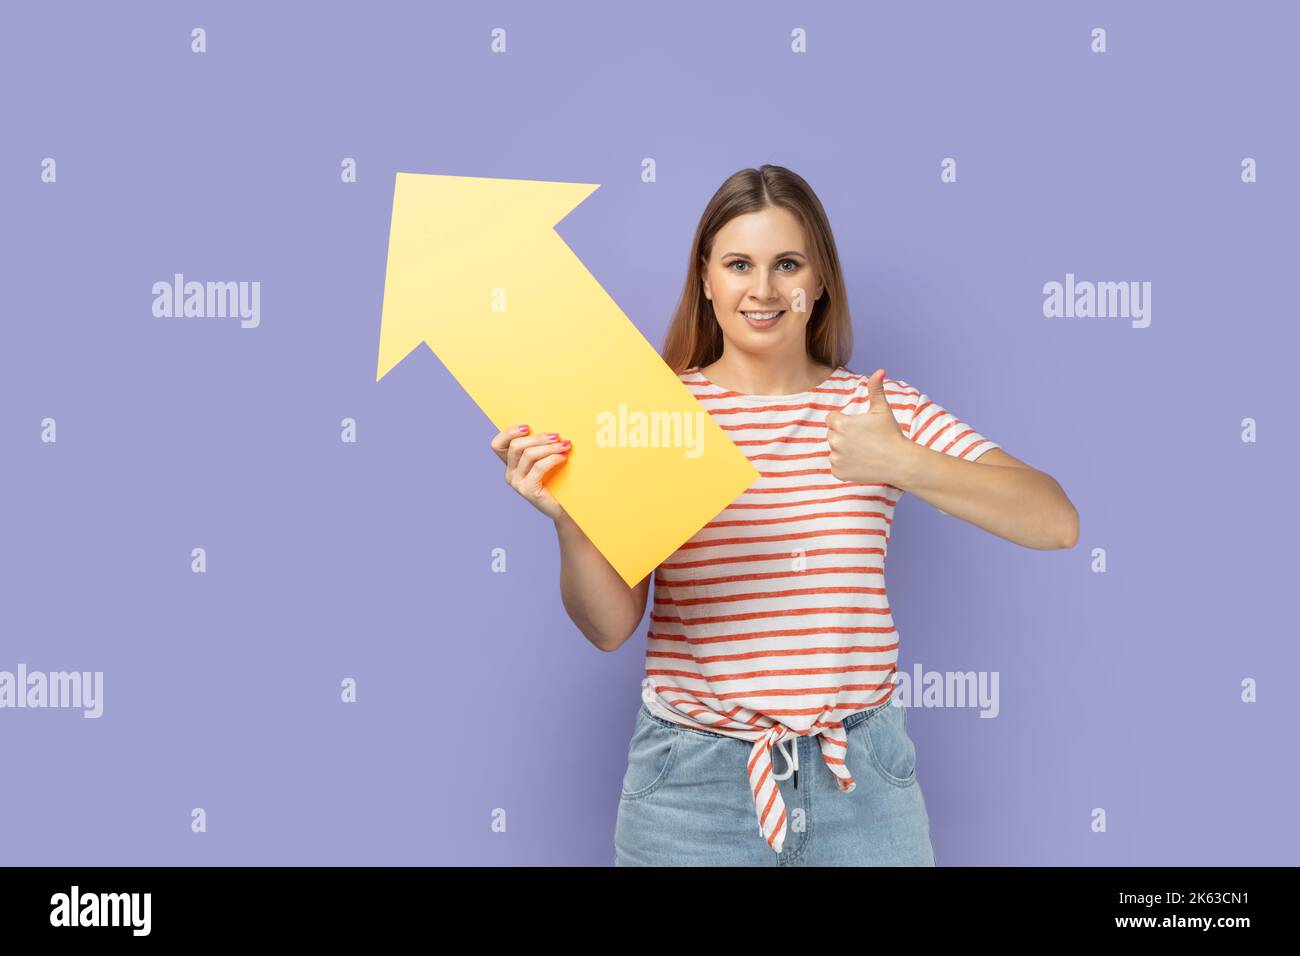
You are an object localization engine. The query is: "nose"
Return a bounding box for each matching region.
[747,268,781,304]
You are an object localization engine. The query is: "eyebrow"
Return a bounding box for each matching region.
[721,251,806,259]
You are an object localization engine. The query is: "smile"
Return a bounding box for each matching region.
[741,309,785,329]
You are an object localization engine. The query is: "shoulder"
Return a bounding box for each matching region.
[835,367,911,405]
[837,367,906,393]
[868,373,923,421]
[829,366,869,411]
[885,376,922,407]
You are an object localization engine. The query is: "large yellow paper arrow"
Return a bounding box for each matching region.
[376,172,760,587]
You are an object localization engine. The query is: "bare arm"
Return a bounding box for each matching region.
[490,422,651,651]
[894,444,1079,550]
[554,510,652,652]
[828,372,1077,551]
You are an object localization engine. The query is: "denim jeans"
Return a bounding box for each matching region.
[614,699,937,866]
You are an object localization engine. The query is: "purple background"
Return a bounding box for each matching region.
[2,0,1296,866]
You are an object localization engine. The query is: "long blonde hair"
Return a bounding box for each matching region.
[660,164,854,373]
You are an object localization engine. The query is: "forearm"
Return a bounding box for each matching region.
[553,511,641,651]
[893,443,1079,550]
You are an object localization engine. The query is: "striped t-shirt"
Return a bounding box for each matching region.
[640,364,1000,854]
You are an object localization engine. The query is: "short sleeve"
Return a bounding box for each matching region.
[894,378,1000,462]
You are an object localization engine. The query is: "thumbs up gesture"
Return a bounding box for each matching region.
[825,369,912,487]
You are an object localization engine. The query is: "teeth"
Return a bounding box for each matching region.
[743,310,783,320]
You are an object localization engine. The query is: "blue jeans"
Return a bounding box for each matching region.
[614,699,938,866]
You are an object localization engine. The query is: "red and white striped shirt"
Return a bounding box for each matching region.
[640,364,1000,854]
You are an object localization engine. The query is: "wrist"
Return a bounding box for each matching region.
[889,438,927,490]
[553,509,580,537]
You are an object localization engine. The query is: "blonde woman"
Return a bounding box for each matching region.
[490,165,1078,866]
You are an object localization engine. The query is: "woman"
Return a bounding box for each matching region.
[490,165,1079,866]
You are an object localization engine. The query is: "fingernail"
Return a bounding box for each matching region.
[518,424,529,433]
[547,433,559,440]
[560,440,571,448]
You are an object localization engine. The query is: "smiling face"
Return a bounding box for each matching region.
[700,205,825,359]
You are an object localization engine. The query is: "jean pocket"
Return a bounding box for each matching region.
[859,701,917,787]
[620,708,680,801]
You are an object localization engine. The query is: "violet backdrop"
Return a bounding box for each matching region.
[1,0,1295,865]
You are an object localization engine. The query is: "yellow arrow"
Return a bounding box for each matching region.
[376,172,760,587]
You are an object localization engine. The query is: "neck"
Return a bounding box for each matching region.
[702,354,834,395]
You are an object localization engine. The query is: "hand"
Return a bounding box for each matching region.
[490,423,572,523]
[825,369,913,487]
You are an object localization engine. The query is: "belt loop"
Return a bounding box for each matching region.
[771,735,799,782]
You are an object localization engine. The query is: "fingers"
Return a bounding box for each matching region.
[491,424,573,511]
[867,369,889,411]
[524,447,570,497]
[490,423,531,460]
[489,423,562,471]
[508,433,570,479]
[490,424,572,521]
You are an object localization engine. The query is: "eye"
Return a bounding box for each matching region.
[729,258,800,273]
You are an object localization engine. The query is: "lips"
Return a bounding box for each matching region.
[741,309,785,329]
